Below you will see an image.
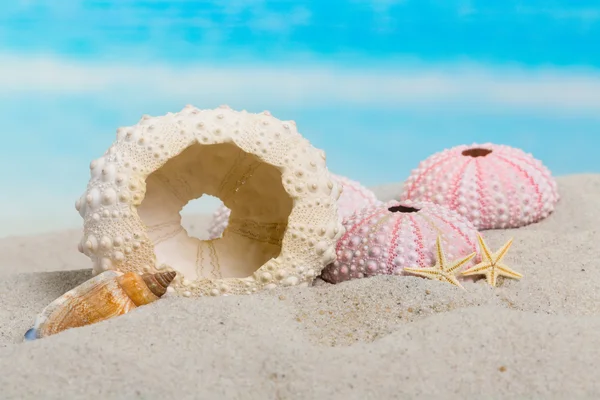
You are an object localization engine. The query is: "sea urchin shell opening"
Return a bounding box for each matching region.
[137,142,293,281]
[388,205,420,213]
[462,148,493,157]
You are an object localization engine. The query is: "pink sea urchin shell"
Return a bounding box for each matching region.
[207,173,381,239]
[334,174,381,216]
[320,200,479,284]
[399,143,560,230]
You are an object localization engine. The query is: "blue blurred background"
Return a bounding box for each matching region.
[1,0,599,236]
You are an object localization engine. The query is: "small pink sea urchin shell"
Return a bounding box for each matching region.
[320,200,479,284]
[399,143,560,230]
[207,173,381,239]
[333,174,381,217]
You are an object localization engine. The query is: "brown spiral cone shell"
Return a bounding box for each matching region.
[142,271,177,297]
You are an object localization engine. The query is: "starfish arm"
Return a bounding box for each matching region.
[446,252,477,274]
[435,236,447,269]
[487,270,498,287]
[403,267,440,279]
[404,267,464,289]
[496,262,523,280]
[492,238,514,264]
[441,274,466,290]
[476,233,493,262]
[461,261,492,276]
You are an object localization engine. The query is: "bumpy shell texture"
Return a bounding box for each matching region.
[207,173,381,239]
[399,143,560,230]
[320,200,479,284]
[75,106,345,297]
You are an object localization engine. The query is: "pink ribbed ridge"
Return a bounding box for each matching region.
[399,143,560,230]
[320,199,479,284]
[206,173,381,239]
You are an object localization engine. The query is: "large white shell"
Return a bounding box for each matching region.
[76,106,345,297]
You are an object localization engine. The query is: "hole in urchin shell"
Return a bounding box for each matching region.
[388,205,420,213]
[180,195,223,238]
[462,148,492,157]
[137,142,292,281]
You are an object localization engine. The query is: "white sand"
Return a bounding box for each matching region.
[0,174,599,399]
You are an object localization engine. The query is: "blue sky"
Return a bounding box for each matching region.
[1,0,599,236]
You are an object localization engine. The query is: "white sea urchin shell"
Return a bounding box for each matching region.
[75,105,345,297]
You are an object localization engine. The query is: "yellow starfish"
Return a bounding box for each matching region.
[461,233,523,287]
[403,235,476,290]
